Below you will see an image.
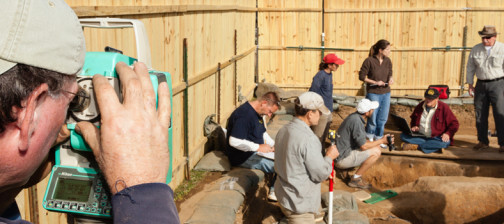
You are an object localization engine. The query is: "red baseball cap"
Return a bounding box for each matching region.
[323,54,345,65]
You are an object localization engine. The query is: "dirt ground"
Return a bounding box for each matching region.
[177,103,497,224]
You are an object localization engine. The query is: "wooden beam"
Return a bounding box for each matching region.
[71,5,504,19]
[259,46,467,52]
[187,47,255,87]
[257,8,321,12]
[72,5,257,17]
[172,83,186,96]
[275,84,462,90]
[324,7,504,13]
[171,47,255,96]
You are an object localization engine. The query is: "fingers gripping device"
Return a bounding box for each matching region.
[43,18,173,218]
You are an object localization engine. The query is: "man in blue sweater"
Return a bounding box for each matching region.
[0,1,179,223]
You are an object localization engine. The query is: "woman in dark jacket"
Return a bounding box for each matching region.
[309,53,345,143]
[359,39,393,147]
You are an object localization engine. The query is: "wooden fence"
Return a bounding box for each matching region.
[15,0,504,223]
[17,1,256,223]
[258,0,504,96]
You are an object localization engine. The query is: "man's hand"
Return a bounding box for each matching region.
[77,62,171,195]
[411,126,420,132]
[441,133,450,142]
[468,84,475,97]
[388,77,394,85]
[258,144,274,153]
[325,145,339,160]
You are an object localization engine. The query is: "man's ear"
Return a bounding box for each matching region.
[17,84,49,152]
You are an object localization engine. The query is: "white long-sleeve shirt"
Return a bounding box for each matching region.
[229,132,275,152]
[466,41,504,85]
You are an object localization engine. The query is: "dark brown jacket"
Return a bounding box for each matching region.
[359,56,393,94]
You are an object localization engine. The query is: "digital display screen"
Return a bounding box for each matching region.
[53,178,92,202]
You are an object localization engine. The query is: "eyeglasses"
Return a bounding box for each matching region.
[62,88,90,112]
[62,89,90,100]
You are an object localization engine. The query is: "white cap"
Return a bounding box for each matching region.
[357,98,379,114]
[0,0,86,75]
[298,92,331,115]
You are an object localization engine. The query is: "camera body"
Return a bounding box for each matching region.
[42,51,173,218]
[387,135,396,151]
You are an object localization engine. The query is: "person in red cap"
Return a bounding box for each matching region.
[359,39,394,148]
[309,53,345,144]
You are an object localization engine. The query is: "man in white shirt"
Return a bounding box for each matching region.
[225,92,279,200]
[466,26,504,152]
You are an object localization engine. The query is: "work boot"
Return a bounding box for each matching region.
[348,176,371,189]
[401,143,419,151]
[473,142,489,151]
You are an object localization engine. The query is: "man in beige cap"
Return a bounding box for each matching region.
[0,0,179,223]
[274,92,339,223]
[467,25,504,153]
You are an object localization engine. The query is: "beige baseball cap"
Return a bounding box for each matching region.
[0,0,86,75]
[298,92,331,115]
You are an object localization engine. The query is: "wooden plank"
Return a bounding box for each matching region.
[257,7,321,12]
[187,46,255,86]
[259,45,472,51]
[73,5,257,17]
[324,7,504,13]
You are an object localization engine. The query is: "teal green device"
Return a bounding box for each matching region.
[42,51,173,218]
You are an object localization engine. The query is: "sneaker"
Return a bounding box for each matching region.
[347,177,371,189]
[380,143,388,149]
[473,142,489,151]
[268,191,277,202]
[401,143,419,151]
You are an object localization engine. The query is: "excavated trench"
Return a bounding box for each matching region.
[247,100,504,223]
[362,155,504,223]
[319,103,504,223]
[368,156,504,189]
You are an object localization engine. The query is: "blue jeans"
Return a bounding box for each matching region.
[366,92,391,140]
[239,153,275,191]
[400,133,450,154]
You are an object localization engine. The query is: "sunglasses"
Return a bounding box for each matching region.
[482,36,495,40]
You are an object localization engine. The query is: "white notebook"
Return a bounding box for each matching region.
[257,151,275,160]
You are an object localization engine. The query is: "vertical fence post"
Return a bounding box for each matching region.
[217,63,221,124]
[459,26,468,96]
[28,186,39,223]
[183,38,190,180]
[234,29,238,107]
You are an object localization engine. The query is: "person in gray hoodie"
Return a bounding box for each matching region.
[274,92,339,223]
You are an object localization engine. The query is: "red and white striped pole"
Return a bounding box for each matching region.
[327,129,337,224]
[328,161,334,224]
